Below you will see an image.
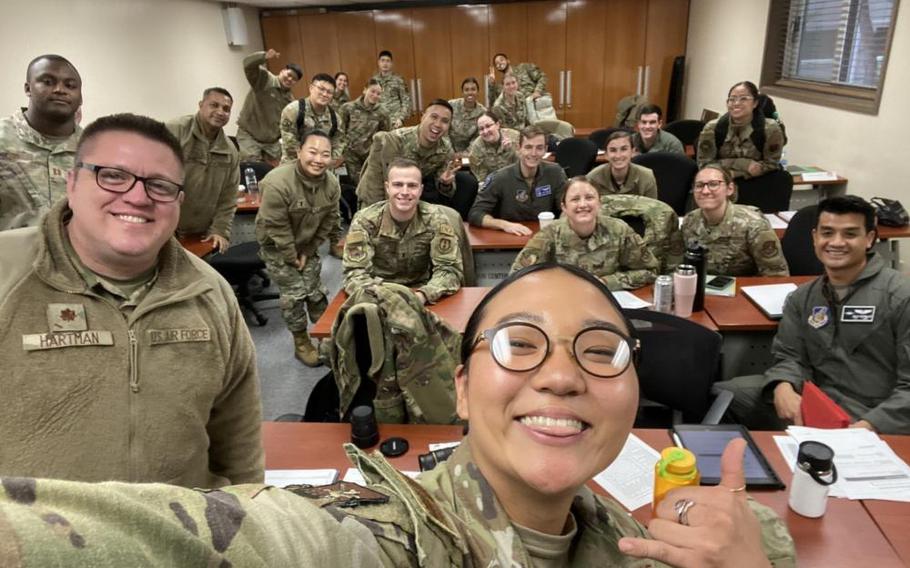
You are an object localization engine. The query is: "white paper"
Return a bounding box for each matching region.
[592,433,661,511]
[265,469,338,487]
[764,213,789,229]
[741,283,798,318]
[342,468,420,486]
[428,441,461,452]
[785,427,910,501]
[800,171,838,182]
[777,211,797,222]
[613,290,652,309]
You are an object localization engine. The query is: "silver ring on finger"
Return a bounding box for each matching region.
[674,498,696,526]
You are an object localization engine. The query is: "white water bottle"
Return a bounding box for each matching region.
[788,441,837,518]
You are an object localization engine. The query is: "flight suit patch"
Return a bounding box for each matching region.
[841,306,875,323]
[808,306,829,329]
[148,328,211,345]
[516,188,529,203]
[22,331,114,351]
[534,184,552,198]
[47,303,87,332]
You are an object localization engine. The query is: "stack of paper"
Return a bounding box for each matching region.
[264,469,339,487]
[593,433,661,511]
[742,283,798,319]
[613,291,652,309]
[773,427,910,501]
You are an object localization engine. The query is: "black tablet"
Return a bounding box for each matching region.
[670,424,785,489]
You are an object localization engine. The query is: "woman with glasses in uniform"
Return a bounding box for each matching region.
[696,81,785,180]
[682,165,789,277]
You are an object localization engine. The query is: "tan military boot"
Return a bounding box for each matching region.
[292,331,321,367]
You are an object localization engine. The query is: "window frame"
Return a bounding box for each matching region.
[760,0,901,115]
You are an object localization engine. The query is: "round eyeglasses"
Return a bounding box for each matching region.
[471,322,639,378]
[77,162,183,203]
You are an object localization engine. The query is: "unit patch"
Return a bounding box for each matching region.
[808,306,829,329]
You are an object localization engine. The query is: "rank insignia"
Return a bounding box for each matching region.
[516,188,529,203]
[808,306,829,329]
[47,303,87,332]
[285,481,390,508]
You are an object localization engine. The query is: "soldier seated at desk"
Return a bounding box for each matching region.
[681,164,789,277]
[468,124,567,236]
[586,130,658,200]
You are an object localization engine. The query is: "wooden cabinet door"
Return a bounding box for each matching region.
[410,7,453,110]
[644,0,690,112]
[373,9,417,123]
[527,1,566,114]
[298,12,341,81]
[601,0,647,127]
[488,2,528,108]
[261,12,307,100]
[336,11,377,95]
[449,4,490,100]
[564,0,608,128]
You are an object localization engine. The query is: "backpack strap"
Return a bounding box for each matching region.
[296,100,339,141]
[714,112,766,153]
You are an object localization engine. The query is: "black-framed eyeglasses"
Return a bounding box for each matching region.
[693,179,726,192]
[471,322,639,378]
[77,162,183,203]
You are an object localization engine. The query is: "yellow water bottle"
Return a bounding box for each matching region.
[653,447,700,513]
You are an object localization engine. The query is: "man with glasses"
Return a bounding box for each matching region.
[0,113,264,487]
[0,54,83,231]
[166,87,239,253]
[279,73,342,165]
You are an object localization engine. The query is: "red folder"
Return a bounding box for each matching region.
[801,382,851,428]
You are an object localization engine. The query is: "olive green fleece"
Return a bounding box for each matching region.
[0,200,264,487]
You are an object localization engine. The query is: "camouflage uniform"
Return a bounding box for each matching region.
[236,51,295,162]
[255,162,341,331]
[632,130,685,155]
[329,283,460,424]
[446,97,486,152]
[492,93,530,131]
[682,203,789,276]
[487,62,548,102]
[0,439,797,566]
[355,126,455,206]
[467,127,519,188]
[0,200,264,487]
[337,95,392,184]
[372,72,411,127]
[0,110,81,231]
[511,215,659,290]
[586,163,658,200]
[469,161,568,226]
[601,194,685,274]
[697,117,785,179]
[279,98,342,164]
[330,89,350,112]
[343,201,462,303]
[166,113,240,240]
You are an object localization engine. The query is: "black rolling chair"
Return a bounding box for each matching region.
[554,137,598,178]
[663,119,705,148]
[208,242,276,327]
[625,309,728,426]
[631,151,697,216]
[781,205,824,275]
[736,170,793,213]
[587,127,621,151]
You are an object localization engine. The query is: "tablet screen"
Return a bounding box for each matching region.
[676,430,769,482]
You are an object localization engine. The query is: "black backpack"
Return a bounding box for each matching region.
[295,99,338,141]
[714,93,787,151]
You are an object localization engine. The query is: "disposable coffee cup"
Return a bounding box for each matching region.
[538,211,555,228]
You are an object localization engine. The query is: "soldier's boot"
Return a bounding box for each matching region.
[292,331,321,367]
[329,241,345,259]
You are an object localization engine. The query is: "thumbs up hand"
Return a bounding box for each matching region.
[618,439,771,568]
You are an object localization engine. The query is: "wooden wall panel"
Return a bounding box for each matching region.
[644,0,690,112]
[449,4,490,100]
[260,13,307,100]
[527,1,566,112]
[373,9,417,121]
[488,3,528,83]
[565,0,607,127]
[298,12,341,81]
[411,7,453,110]
[601,0,647,127]
[335,11,377,94]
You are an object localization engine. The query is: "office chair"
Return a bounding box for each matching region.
[631,151,697,216]
[587,127,621,151]
[625,308,728,425]
[781,205,825,275]
[554,137,598,178]
[208,241,275,326]
[663,119,705,148]
[736,170,794,213]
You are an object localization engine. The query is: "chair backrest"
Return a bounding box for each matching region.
[625,308,723,423]
[240,160,274,182]
[436,204,476,286]
[781,205,825,276]
[534,118,575,141]
[587,127,622,150]
[554,137,598,178]
[631,151,697,216]
[663,119,705,148]
[736,170,794,213]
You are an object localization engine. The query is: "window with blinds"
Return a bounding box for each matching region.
[761,0,900,114]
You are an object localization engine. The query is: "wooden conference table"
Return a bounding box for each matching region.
[178,193,261,258]
[262,421,910,567]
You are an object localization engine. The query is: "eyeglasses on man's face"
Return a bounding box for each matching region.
[471,321,638,378]
[77,162,183,203]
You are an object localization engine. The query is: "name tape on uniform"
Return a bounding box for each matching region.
[148,327,211,345]
[23,330,114,351]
